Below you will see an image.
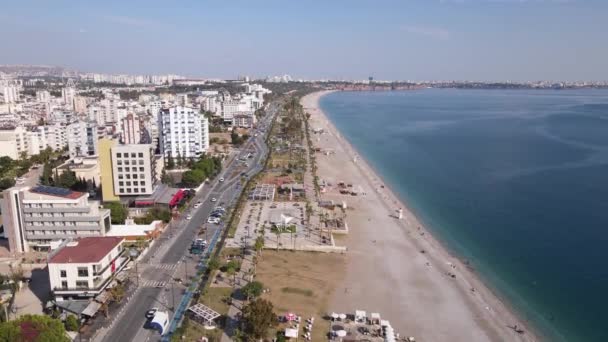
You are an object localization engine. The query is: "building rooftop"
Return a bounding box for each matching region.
[49,237,124,264]
[29,185,85,200]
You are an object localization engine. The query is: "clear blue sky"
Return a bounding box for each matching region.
[1,0,606,81]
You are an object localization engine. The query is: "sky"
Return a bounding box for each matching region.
[1,0,607,81]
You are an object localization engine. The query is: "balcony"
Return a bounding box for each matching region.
[23,207,90,213]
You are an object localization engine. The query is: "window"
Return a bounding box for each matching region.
[127,188,132,193]
[126,181,131,186]
[141,188,146,193]
[140,174,145,179]
[138,152,144,157]
[118,174,123,179]
[77,267,88,277]
[139,167,144,172]
[75,281,88,289]
[141,181,146,186]
[117,167,123,172]
[133,174,138,179]
[60,270,67,278]
[133,181,138,185]
[119,188,124,193]
[119,181,124,186]
[139,160,144,165]
[134,188,139,193]
[126,174,131,179]
[124,160,129,165]
[125,167,130,172]
[117,160,122,165]
[131,153,136,158]
[61,281,68,289]
[116,153,121,158]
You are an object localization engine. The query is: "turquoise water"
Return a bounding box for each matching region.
[319,89,608,342]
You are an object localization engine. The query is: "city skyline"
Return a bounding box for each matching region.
[1,0,608,81]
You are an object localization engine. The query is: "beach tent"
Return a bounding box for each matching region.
[355,310,366,323]
[285,328,298,338]
[336,330,347,337]
[285,312,297,321]
[370,312,381,324]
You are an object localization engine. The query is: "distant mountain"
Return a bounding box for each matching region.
[0,64,79,77]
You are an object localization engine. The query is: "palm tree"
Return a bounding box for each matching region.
[254,236,264,257]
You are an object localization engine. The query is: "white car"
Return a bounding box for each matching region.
[211,197,217,202]
[194,203,200,208]
[219,177,224,182]
[186,214,192,220]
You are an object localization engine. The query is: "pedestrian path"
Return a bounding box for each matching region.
[141,280,168,288]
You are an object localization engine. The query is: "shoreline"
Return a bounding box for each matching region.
[302,90,541,342]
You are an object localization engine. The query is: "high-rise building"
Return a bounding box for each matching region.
[0,126,28,159]
[67,120,98,158]
[120,113,142,144]
[158,106,209,160]
[1,185,112,253]
[36,90,51,103]
[98,138,119,202]
[62,87,76,110]
[2,85,19,104]
[110,144,157,196]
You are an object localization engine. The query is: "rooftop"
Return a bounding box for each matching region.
[29,185,85,200]
[49,237,124,264]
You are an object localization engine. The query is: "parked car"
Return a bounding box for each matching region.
[186,214,192,220]
[211,197,217,202]
[219,177,225,182]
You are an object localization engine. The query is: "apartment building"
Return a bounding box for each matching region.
[0,126,28,159]
[48,236,127,300]
[1,185,112,253]
[67,120,98,158]
[120,113,142,144]
[110,144,157,196]
[158,106,209,159]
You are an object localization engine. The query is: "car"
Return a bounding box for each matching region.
[219,177,224,182]
[145,308,158,319]
[186,214,192,220]
[211,197,217,202]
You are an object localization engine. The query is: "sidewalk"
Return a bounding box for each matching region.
[220,251,255,342]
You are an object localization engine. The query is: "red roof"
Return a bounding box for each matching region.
[49,237,124,264]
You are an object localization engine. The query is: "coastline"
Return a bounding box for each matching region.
[302,90,541,342]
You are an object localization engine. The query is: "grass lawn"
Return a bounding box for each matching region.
[199,286,233,315]
[255,250,347,342]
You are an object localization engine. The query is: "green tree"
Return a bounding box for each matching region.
[0,178,15,191]
[0,314,69,342]
[40,162,54,185]
[166,153,175,170]
[241,281,264,301]
[207,257,220,273]
[254,236,264,257]
[104,202,128,224]
[241,298,277,340]
[181,169,205,186]
[55,169,78,188]
[64,315,79,331]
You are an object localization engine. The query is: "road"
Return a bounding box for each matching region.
[98,103,278,342]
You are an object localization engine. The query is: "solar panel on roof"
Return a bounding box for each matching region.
[32,185,73,197]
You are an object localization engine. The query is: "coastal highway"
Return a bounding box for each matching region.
[98,103,277,342]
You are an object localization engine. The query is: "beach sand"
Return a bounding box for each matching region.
[301,91,538,342]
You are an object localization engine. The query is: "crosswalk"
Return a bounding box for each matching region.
[141,280,167,288]
[147,263,178,270]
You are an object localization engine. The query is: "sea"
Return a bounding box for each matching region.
[319,89,608,342]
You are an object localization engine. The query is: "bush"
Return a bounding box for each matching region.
[64,315,79,331]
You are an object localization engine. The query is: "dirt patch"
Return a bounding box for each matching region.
[255,250,347,341]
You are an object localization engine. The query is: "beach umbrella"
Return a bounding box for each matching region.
[331,312,339,320]
[339,313,347,320]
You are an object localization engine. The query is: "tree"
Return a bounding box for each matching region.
[64,315,79,331]
[241,281,264,301]
[166,153,175,170]
[40,162,54,185]
[207,257,220,273]
[254,236,264,257]
[181,169,205,187]
[241,298,277,340]
[110,283,125,302]
[0,178,15,191]
[55,169,78,188]
[0,314,70,342]
[104,202,128,224]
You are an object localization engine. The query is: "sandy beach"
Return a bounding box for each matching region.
[301,90,539,342]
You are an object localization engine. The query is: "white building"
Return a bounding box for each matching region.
[158,106,209,159]
[36,90,51,103]
[110,144,157,196]
[62,87,76,110]
[1,185,112,253]
[0,126,28,159]
[47,236,127,300]
[2,85,20,104]
[67,120,98,158]
[232,113,257,128]
[219,99,240,122]
[120,113,142,144]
